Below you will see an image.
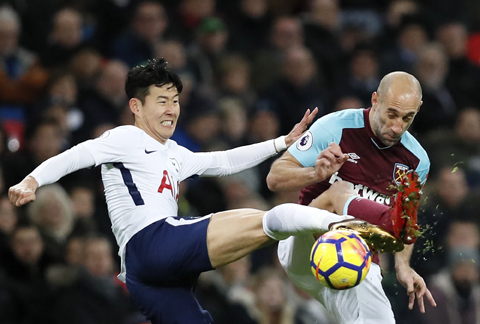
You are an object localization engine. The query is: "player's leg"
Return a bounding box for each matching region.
[310,181,404,252]
[126,279,213,324]
[125,216,216,324]
[318,263,395,324]
[206,205,351,268]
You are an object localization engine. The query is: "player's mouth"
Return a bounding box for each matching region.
[161,120,174,127]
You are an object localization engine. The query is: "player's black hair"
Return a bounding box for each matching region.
[125,58,183,104]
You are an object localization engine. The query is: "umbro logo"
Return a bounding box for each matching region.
[347,153,360,164]
[145,149,156,154]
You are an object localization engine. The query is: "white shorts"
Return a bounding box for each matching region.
[278,234,395,324]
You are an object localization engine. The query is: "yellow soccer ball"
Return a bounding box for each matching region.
[310,230,372,290]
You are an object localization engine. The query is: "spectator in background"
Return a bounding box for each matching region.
[69,48,103,92]
[381,0,421,50]
[411,167,480,278]
[0,194,17,261]
[68,184,97,237]
[332,43,380,107]
[0,6,48,105]
[301,0,343,88]
[424,107,480,185]
[29,70,83,148]
[40,8,87,70]
[188,17,230,92]
[49,235,142,324]
[218,98,249,147]
[155,39,191,72]
[247,267,299,324]
[1,224,53,324]
[381,15,430,75]
[77,60,129,142]
[28,184,75,263]
[418,248,480,324]
[110,1,168,67]
[256,46,326,135]
[2,118,65,189]
[436,20,480,108]
[216,54,256,111]
[251,16,304,92]
[0,6,49,151]
[170,0,217,45]
[195,256,257,324]
[226,0,272,57]
[411,43,456,139]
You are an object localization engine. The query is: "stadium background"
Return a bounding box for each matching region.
[1,0,480,323]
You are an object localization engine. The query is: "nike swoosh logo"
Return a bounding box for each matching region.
[145,149,156,154]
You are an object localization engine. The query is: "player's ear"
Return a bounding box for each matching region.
[129,98,140,115]
[371,92,379,108]
[417,100,423,112]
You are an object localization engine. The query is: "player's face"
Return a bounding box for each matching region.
[370,91,421,146]
[131,84,180,144]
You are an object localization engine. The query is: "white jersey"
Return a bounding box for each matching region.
[30,125,279,281]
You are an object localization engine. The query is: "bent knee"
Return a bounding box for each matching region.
[329,180,355,195]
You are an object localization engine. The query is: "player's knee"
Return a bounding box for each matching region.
[329,180,355,196]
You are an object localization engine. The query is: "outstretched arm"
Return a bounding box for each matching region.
[267,143,348,192]
[199,109,319,177]
[395,244,437,313]
[9,144,96,207]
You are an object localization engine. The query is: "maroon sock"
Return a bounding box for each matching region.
[346,197,394,234]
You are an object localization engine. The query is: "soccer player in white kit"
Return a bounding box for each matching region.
[8,58,374,324]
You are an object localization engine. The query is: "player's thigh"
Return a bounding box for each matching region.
[207,208,273,268]
[126,277,213,324]
[126,216,214,285]
[320,264,395,324]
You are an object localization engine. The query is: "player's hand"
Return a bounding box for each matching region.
[284,108,318,147]
[9,176,39,206]
[396,265,436,313]
[314,143,348,180]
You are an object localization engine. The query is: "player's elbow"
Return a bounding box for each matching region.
[266,172,281,191]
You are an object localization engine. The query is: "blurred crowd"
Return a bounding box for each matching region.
[1,0,480,323]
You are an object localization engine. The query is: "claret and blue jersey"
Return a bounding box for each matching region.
[288,108,430,206]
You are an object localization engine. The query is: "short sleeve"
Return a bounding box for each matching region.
[79,126,139,166]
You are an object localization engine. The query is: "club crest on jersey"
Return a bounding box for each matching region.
[170,158,180,173]
[296,131,313,151]
[393,163,410,185]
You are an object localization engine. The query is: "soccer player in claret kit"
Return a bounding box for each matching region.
[268,72,437,323]
[9,59,400,324]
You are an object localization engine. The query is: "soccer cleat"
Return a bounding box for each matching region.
[391,171,422,244]
[330,219,404,253]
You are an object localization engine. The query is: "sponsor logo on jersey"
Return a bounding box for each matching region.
[296,131,313,151]
[145,149,156,154]
[393,163,410,185]
[329,172,391,205]
[347,153,360,164]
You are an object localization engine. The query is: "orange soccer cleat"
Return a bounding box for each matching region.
[391,171,422,244]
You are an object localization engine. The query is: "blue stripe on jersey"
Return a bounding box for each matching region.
[400,132,430,184]
[289,109,365,167]
[113,162,145,206]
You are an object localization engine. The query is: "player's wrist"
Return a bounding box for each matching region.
[274,136,287,153]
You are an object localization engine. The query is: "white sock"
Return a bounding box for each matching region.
[262,203,353,240]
